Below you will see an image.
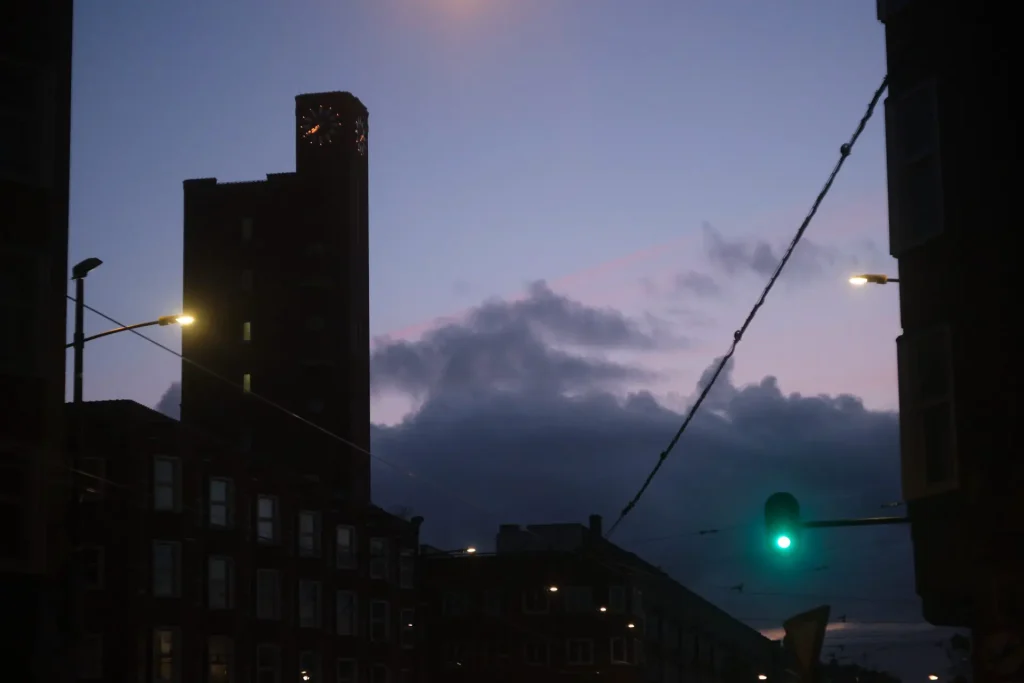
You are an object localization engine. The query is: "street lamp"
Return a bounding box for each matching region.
[848,273,899,286]
[70,258,103,405]
[65,313,194,349]
[928,676,939,681]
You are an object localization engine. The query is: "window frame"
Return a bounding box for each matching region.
[298,510,322,558]
[241,217,253,243]
[208,477,234,529]
[151,541,181,598]
[370,599,390,642]
[255,568,281,620]
[255,495,278,544]
[522,588,550,615]
[335,525,356,568]
[152,456,180,512]
[400,608,416,649]
[298,651,320,683]
[207,635,233,683]
[336,590,357,636]
[207,555,234,610]
[298,579,322,629]
[76,456,107,501]
[153,627,181,683]
[369,537,389,579]
[242,372,252,393]
[610,636,630,664]
[242,321,251,342]
[255,644,281,683]
[524,640,549,666]
[79,544,104,590]
[398,548,415,589]
[566,638,595,665]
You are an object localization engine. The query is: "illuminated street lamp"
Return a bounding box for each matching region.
[759,676,768,681]
[849,273,899,286]
[928,676,939,681]
[66,313,195,349]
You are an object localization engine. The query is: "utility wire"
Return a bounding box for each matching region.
[605,74,890,539]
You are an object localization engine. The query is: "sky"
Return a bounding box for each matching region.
[68,0,961,678]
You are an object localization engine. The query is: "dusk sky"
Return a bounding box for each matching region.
[68,1,960,677]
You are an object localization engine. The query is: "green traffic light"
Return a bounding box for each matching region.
[776,535,792,550]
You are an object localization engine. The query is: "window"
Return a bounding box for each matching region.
[336,659,356,683]
[243,373,252,393]
[299,652,320,683]
[153,629,180,683]
[898,326,957,498]
[80,545,103,589]
[399,549,415,588]
[242,217,253,243]
[256,645,280,683]
[152,541,180,597]
[256,569,281,620]
[209,478,233,528]
[610,637,629,664]
[208,636,233,683]
[298,511,321,557]
[400,608,415,649]
[208,556,233,609]
[256,496,277,543]
[563,586,593,613]
[608,586,626,613]
[369,538,388,579]
[885,80,944,257]
[336,590,357,636]
[371,665,389,683]
[299,580,322,628]
[525,640,549,666]
[522,588,550,614]
[442,591,470,616]
[241,269,253,291]
[153,456,180,511]
[567,639,594,665]
[242,321,251,342]
[482,590,501,615]
[78,633,103,679]
[335,525,355,568]
[76,457,107,501]
[370,600,390,642]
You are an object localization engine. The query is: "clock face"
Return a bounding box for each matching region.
[355,117,368,156]
[300,106,343,146]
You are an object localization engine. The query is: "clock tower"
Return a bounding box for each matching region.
[295,91,368,177]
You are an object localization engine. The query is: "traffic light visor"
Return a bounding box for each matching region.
[765,492,800,551]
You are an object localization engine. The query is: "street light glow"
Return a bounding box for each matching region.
[759,676,768,681]
[176,315,195,325]
[465,547,477,554]
[928,676,938,681]
[548,586,558,592]
[848,273,897,286]
[848,276,869,286]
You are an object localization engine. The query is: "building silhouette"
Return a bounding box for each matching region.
[159,91,422,682]
[0,1,74,681]
[879,0,1021,678]
[422,515,778,682]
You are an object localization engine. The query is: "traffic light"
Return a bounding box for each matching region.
[765,492,801,552]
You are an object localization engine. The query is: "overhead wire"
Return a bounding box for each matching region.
[605,74,891,539]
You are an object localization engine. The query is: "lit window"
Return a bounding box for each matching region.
[153,629,179,683]
[298,580,322,628]
[256,496,277,543]
[208,556,233,609]
[243,373,251,393]
[242,321,251,342]
[152,541,180,597]
[335,525,355,568]
[209,478,233,528]
[298,511,321,557]
[298,651,320,683]
[207,636,232,683]
[241,217,253,242]
[256,569,281,620]
[153,456,180,511]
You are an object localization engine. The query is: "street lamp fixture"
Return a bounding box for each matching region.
[627,623,636,629]
[849,273,899,286]
[464,546,477,554]
[598,606,607,612]
[548,586,559,592]
[759,676,768,681]
[71,257,103,281]
[928,676,939,681]
[67,313,196,349]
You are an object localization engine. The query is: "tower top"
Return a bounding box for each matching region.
[295,91,368,116]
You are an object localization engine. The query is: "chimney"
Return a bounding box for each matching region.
[589,514,603,538]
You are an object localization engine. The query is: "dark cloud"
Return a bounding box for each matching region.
[155,382,181,420]
[702,222,845,280]
[674,270,722,297]
[371,281,685,399]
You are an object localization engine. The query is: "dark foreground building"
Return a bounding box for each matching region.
[71,399,423,682]
[0,0,74,680]
[422,516,778,683]
[879,0,1022,680]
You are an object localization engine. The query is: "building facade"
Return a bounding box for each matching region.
[0,1,75,681]
[73,399,424,683]
[422,516,777,683]
[878,0,1020,642]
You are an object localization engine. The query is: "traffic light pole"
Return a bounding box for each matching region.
[803,516,909,529]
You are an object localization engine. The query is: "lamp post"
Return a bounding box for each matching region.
[65,314,194,349]
[848,273,900,286]
[70,257,103,405]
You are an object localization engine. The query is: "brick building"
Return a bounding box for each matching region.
[422,515,778,683]
[0,1,75,680]
[72,399,423,682]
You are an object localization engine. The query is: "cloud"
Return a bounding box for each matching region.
[702,222,845,280]
[155,382,181,420]
[371,281,685,399]
[674,271,722,298]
